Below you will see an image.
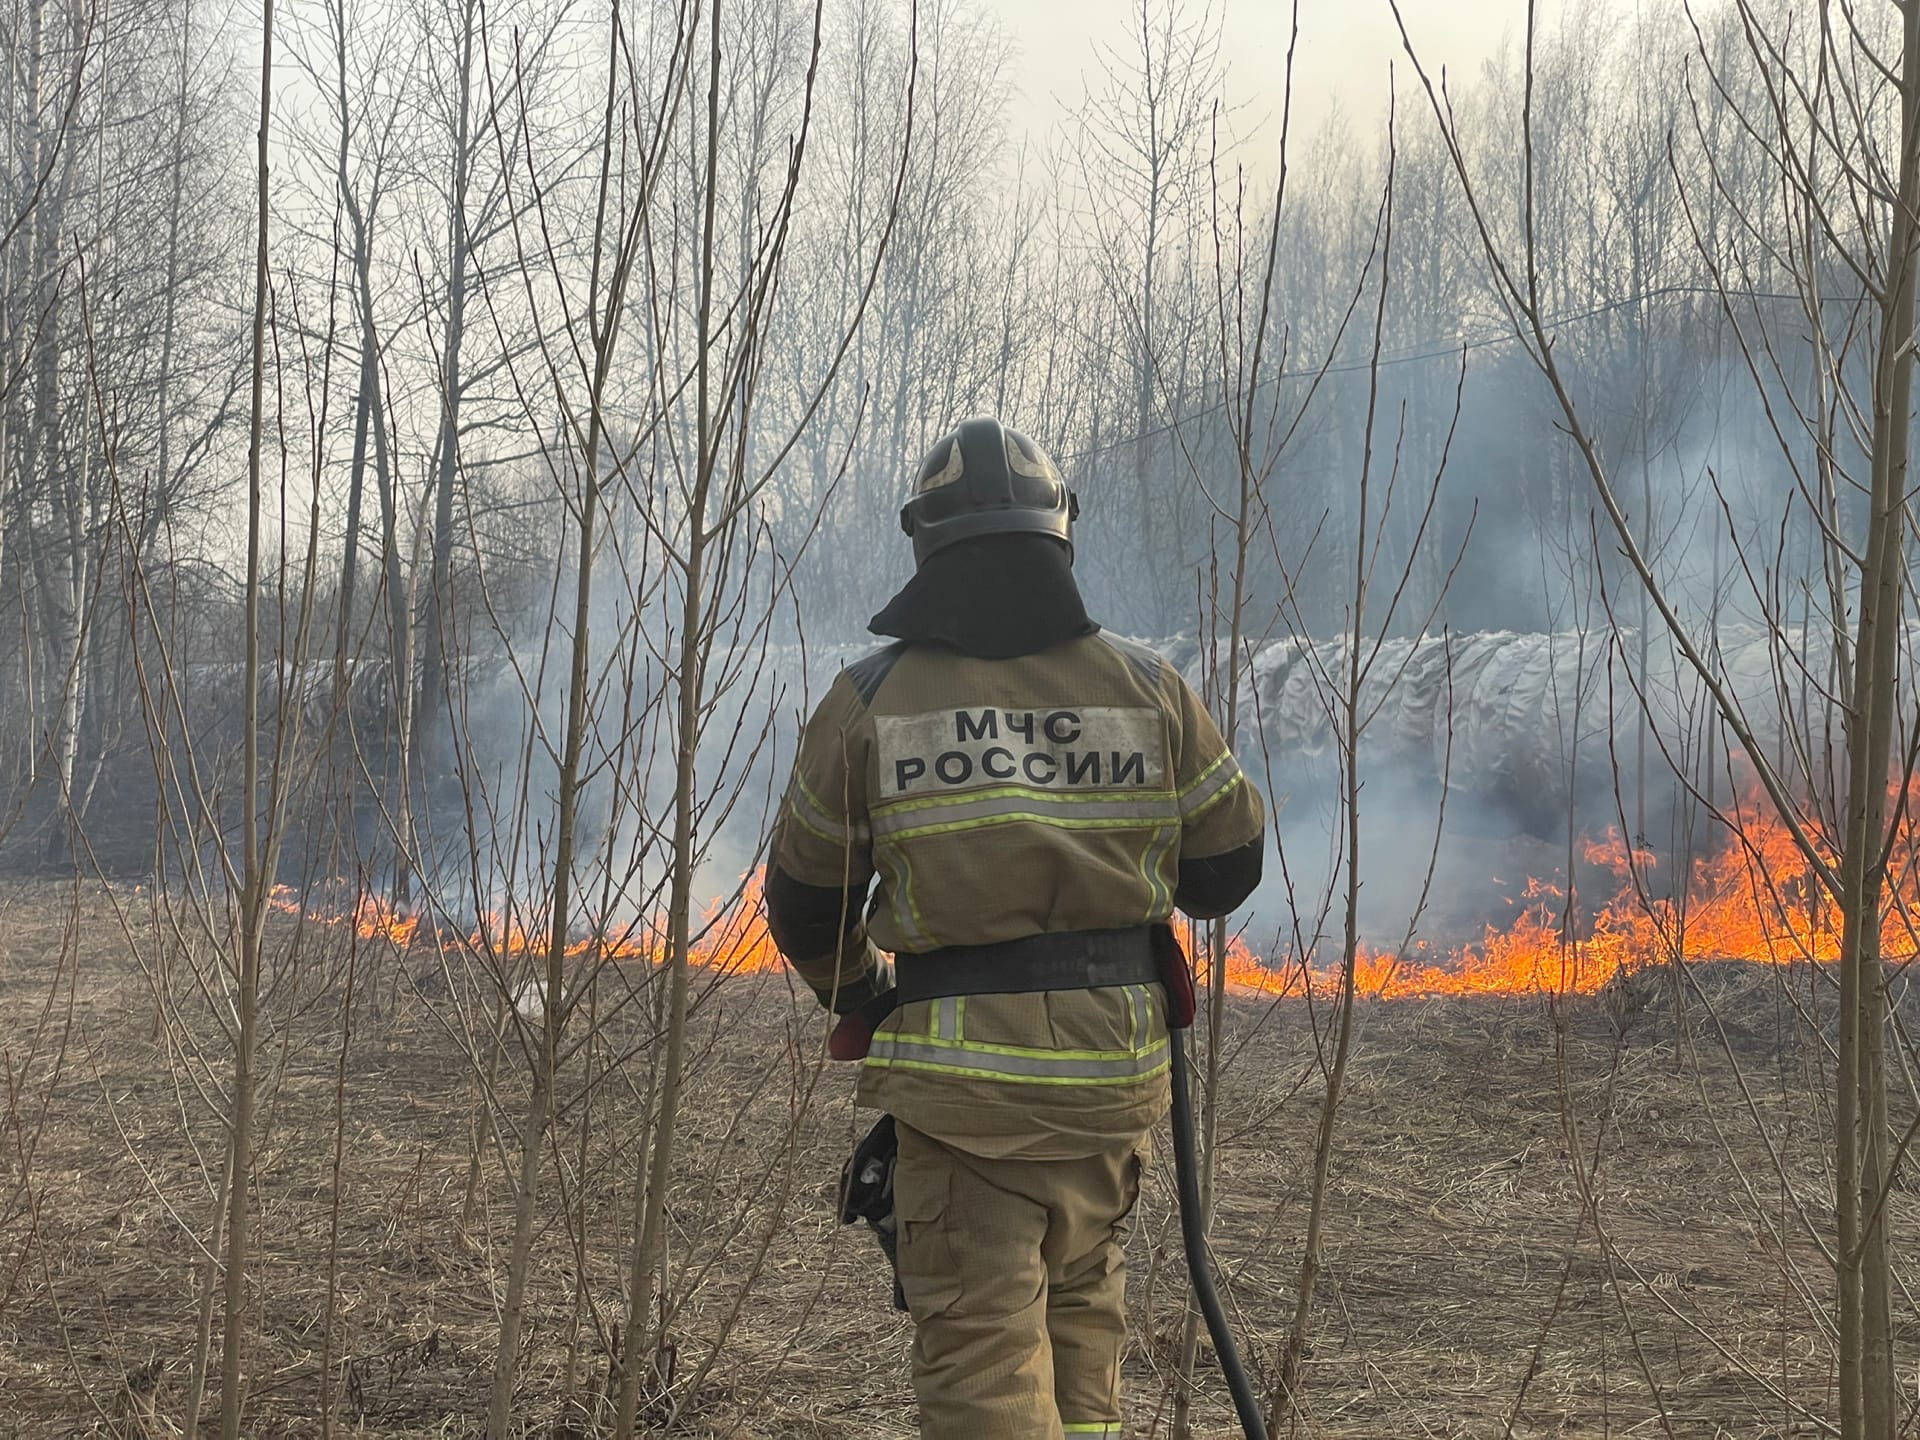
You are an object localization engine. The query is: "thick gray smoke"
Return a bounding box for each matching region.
[548,620,1812,953]
[1191,625,1813,830]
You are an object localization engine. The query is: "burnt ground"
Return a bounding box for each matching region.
[0,878,1887,1438]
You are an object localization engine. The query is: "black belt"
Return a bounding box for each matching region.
[892,926,1159,1003]
[834,926,1172,1053]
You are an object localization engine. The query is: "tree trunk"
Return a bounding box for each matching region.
[217,0,275,1428]
[484,440,602,1440]
[1276,142,1394,1427]
[1836,8,1919,1436]
[615,9,723,1430]
[333,346,374,683]
[409,0,478,810]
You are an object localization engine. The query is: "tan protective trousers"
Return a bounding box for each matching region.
[893,1121,1145,1440]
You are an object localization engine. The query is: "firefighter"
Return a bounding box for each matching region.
[765,416,1266,1440]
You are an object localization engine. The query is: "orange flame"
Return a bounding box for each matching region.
[1211,784,1920,1000]
[272,782,1920,1004]
[270,868,786,976]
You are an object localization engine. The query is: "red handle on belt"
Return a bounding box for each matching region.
[828,988,900,1060]
[829,1010,876,1060]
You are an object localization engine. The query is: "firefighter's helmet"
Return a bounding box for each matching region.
[899,416,1078,567]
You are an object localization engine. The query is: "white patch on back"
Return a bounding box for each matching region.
[875,706,1166,798]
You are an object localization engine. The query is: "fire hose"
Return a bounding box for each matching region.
[1167,1016,1269,1439]
[833,926,1269,1439]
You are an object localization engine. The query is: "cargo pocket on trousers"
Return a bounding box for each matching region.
[894,1155,963,1322]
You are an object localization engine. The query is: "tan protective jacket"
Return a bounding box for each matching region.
[773,631,1264,1158]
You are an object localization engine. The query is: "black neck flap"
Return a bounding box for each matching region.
[868,534,1096,660]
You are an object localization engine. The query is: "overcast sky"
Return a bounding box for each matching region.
[977,1,1537,161]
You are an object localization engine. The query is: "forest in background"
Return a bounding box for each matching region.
[0,0,1850,856]
[6,0,1920,1434]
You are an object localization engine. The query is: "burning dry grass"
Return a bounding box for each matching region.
[274,790,1893,1015]
[269,867,788,979]
[1229,796,1914,1002]
[0,879,1896,1436]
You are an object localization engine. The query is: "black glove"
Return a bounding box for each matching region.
[839,1114,908,1313]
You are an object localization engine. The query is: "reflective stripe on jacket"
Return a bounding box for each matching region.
[772,631,1264,1157]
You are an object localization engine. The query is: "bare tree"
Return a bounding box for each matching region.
[1070,0,1225,634]
[1396,1,1920,1432]
[614,2,914,1427]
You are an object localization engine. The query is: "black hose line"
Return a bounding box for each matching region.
[1168,1026,1269,1439]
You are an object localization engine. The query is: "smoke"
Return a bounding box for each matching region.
[419,608,1817,958]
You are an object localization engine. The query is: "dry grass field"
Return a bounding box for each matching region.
[0,878,1879,1438]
